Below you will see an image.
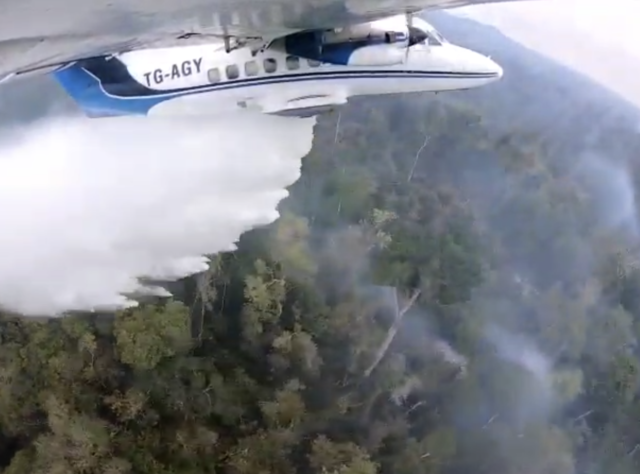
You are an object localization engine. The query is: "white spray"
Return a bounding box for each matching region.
[0,112,316,316]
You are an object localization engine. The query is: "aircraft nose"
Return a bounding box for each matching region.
[444,45,503,80]
[486,56,503,79]
[468,49,503,79]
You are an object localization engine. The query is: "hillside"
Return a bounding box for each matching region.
[428,11,640,141]
[1,14,640,474]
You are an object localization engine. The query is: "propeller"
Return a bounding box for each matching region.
[403,12,412,62]
[404,11,428,62]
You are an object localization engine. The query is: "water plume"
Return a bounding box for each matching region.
[0,112,316,316]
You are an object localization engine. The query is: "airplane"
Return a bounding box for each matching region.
[0,0,521,89]
[51,14,503,118]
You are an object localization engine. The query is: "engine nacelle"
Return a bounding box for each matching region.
[340,43,406,66]
[276,15,432,67]
[279,30,407,67]
[275,12,437,68]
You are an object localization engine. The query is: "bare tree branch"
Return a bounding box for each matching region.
[334,111,342,145]
[482,414,499,429]
[571,409,593,423]
[364,287,422,377]
[408,134,429,182]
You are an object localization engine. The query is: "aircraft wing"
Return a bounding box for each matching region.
[0,0,524,82]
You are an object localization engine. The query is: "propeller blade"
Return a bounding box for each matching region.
[405,11,413,62]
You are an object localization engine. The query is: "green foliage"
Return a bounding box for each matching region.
[2,79,640,474]
[114,301,192,370]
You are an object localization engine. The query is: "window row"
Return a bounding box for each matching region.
[207,56,322,83]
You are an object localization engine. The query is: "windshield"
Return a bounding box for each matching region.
[425,27,446,46]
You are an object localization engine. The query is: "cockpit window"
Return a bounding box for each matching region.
[426,31,442,46]
[426,28,446,45]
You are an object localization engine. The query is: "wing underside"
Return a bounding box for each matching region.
[0,0,525,81]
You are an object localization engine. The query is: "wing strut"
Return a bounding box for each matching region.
[223,26,232,53]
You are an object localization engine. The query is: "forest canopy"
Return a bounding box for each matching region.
[2,31,640,473]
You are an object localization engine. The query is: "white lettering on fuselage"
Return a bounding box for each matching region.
[142,58,203,87]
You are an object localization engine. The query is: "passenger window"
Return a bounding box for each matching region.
[286,55,300,71]
[263,58,277,73]
[307,59,321,68]
[245,60,259,76]
[207,68,221,83]
[225,64,240,80]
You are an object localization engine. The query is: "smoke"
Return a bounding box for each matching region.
[484,324,554,424]
[0,112,316,316]
[574,152,639,235]
[452,0,640,109]
[486,325,552,386]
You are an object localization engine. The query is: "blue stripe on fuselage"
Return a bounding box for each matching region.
[53,61,499,118]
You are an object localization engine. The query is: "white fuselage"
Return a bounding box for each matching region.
[53,18,503,118]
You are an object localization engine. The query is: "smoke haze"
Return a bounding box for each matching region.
[454,0,640,107]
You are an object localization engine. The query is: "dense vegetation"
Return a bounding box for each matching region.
[3,13,640,474]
